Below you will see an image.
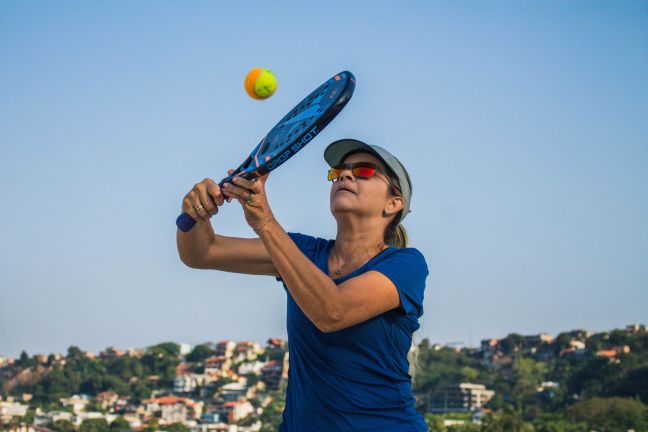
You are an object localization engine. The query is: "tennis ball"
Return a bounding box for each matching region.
[244,67,277,100]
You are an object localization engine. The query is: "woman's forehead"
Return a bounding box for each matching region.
[342,152,386,170]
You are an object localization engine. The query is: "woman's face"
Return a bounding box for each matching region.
[329,152,401,222]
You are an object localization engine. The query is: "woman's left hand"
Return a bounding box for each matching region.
[222,172,274,230]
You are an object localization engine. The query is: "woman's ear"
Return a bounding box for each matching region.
[384,196,404,216]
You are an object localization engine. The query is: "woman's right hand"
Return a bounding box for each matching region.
[182,169,236,222]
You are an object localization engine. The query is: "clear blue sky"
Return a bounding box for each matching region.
[1,1,647,358]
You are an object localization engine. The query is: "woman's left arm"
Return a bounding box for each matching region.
[223,175,401,332]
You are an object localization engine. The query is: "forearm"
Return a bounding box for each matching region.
[257,220,342,330]
[176,221,216,268]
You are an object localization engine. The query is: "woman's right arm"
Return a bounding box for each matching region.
[176,174,279,277]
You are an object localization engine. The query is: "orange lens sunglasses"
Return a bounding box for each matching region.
[327,162,385,181]
[327,162,401,195]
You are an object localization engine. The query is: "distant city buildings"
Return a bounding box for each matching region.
[223,400,254,423]
[95,392,119,411]
[143,396,203,425]
[0,337,291,432]
[596,345,631,364]
[59,395,89,414]
[476,325,642,370]
[626,323,646,334]
[261,352,289,391]
[537,381,560,393]
[480,333,553,355]
[0,399,29,423]
[1,324,645,430]
[174,373,207,394]
[179,343,193,356]
[427,383,495,414]
[205,356,231,375]
[99,347,125,359]
[238,360,265,376]
[215,341,236,359]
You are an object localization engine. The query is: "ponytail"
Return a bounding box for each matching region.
[408,332,421,387]
[384,211,408,248]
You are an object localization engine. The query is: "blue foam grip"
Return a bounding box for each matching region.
[176,178,231,233]
[176,212,197,232]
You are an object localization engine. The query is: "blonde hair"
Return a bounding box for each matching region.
[384,212,408,249]
[381,175,420,384]
[408,332,421,387]
[383,168,408,249]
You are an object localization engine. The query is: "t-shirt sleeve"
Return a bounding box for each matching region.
[274,232,318,283]
[371,248,429,319]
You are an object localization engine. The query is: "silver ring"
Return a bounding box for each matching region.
[246,192,254,204]
[194,205,204,212]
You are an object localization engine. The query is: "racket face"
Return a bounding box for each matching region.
[228,71,355,182]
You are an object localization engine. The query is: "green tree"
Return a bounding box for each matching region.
[141,348,179,387]
[259,394,285,432]
[165,423,189,432]
[86,400,104,413]
[510,357,547,414]
[132,378,153,403]
[144,418,159,432]
[553,333,572,355]
[67,346,86,360]
[35,367,72,402]
[21,410,36,425]
[481,410,534,432]
[186,344,215,363]
[532,413,588,432]
[608,363,648,404]
[104,356,144,383]
[16,351,34,368]
[500,333,525,355]
[585,333,608,352]
[424,413,445,431]
[47,354,57,366]
[458,366,479,382]
[79,419,109,432]
[245,373,260,387]
[109,418,130,432]
[50,419,76,432]
[628,332,648,353]
[565,397,648,431]
[608,329,632,347]
[148,342,180,357]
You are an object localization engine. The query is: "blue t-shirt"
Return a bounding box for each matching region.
[275,232,430,432]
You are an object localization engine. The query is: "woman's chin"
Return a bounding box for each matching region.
[331,192,355,204]
[331,202,363,218]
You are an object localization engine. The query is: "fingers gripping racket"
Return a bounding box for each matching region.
[176,71,356,232]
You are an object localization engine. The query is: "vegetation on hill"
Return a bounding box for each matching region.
[1,328,647,431]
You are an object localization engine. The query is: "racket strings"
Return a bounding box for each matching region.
[242,80,343,171]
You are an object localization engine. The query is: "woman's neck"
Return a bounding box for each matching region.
[333,225,388,264]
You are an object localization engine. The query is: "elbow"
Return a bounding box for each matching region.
[179,255,197,269]
[181,257,211,270]
[315,309,345,333]
[178,249,202,269]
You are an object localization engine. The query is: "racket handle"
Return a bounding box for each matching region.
[175,171,245,232]
[176,177,232,232]
[176,213,197,232]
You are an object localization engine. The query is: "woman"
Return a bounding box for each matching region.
[177,138,429,431]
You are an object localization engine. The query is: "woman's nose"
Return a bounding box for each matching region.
[339,168,355,181]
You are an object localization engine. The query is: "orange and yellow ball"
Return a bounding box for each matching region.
[244,67,277,100]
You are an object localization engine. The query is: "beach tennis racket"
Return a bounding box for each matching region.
[176,70,356,232]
